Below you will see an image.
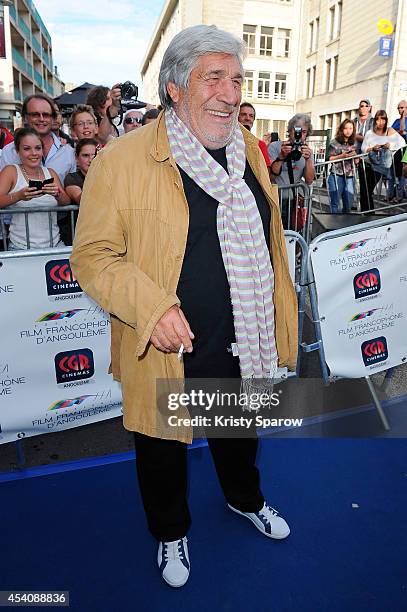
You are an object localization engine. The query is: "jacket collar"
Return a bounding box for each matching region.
[150,109,260,164]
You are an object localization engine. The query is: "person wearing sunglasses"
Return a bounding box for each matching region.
[353,99,374,211]
[123,110,143,133]
[0,94,76,183]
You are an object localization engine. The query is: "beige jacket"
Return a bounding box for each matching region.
[70,112,298,443]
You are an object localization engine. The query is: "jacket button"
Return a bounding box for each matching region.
[175,254,182,261]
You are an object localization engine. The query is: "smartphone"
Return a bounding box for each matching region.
[42,177,54,186]
[28,179,43,190]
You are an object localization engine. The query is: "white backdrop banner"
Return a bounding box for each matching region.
[0,250,122,444]
[311,219,407,378]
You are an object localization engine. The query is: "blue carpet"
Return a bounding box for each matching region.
[1,439,406,612]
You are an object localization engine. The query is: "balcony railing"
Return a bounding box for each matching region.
[24,0,52,45]
[18,16,31,41]
[34,69,43,88]
[14,87,22,102]
[32,36,42,57]
[9,4,17,22]
[12,47,33,78]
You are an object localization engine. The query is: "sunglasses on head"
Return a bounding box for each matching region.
[124,117,142,125]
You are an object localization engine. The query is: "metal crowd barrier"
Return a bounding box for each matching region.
[277,182,313,243]
[313,147,407,215]
[0,204,79,251]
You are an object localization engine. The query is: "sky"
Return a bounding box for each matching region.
[33,0,166,99]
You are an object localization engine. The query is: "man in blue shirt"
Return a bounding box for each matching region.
[391,99,407,139]
[0,94,75,181]
[389,100,407,201]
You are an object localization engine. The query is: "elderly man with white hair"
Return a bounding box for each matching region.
[71,25,297,588]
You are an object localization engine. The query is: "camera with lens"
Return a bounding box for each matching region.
[120,81,145,110]
[289,125,303,161]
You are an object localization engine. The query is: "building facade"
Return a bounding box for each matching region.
[0,0,60,130]
[141,0,303,139]
[296,0,407,133]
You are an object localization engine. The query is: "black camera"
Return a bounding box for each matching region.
[289,125,303,162]
[120,81,145,110]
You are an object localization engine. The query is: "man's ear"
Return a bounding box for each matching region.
[167,82,180,104]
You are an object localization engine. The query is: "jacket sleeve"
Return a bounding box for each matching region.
[70,152,180,357]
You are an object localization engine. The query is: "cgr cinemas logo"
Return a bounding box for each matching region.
[353,268,381,299]
[361,336,388,366]
[45,259,81,296]
[54,348,94,384]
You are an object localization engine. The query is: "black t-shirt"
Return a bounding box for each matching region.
[177,146,271,378]
[64,170,85,190]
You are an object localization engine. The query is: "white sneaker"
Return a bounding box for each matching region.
[157,537,190,587]
[228,502,290,539]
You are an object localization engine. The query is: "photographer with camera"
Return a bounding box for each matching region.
[268,114,314,228]
[86,83,122,143]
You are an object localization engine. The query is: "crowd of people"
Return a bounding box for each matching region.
[0,89,161,250]
[1,82,407,250]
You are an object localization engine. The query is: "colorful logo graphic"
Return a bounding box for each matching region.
[340,239,371,252]
[45,259,81,296]
[36,309,84,322]
[349,308,381,322]
[48,395,94,411]
[353,268,381,299]
[54,348,95,384]
[361,337,388,366]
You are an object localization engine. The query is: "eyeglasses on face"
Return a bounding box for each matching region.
[74,120,96,128]
[124,117,142,125]
[26,112,53,119]
[359,104,369,108]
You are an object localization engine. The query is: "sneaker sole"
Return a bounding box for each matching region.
[161,573,189,588]
[228,504,290,539]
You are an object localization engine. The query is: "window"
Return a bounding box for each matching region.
[328,6,335,41]
[273,120,286,140]
[258,72,271,99]
[306,68,311,97]
[308,22,314,53]
[314,18,319,50]
[337,2,342,36]
[256,118,270,140]
[243,24,256,55]
[243,71,254,98]
[260,26,273,56]
[274,73,287,100]
[276,29,291,58]
[326,55,338,91]
[305,66,315,98]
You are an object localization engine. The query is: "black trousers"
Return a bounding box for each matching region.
[134,432,264,541]
[359,164,382,211]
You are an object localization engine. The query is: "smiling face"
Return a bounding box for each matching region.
[24,98,54,137]
[17,134,43,169]
[76,143,97,175]
[72,112,98,140]
[238,105,255,131]
[167,53,243,149]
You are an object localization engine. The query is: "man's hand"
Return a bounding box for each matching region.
[278,141,292,160]
[301,144,312,160]
[150,306,195,354]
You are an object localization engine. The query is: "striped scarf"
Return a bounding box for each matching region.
[165,107,277,382]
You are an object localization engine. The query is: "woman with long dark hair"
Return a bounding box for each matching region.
[328,119,357,213]
[0,127,69,249]
[361,110,405,211]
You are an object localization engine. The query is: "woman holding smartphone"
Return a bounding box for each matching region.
[0,127,69,250]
